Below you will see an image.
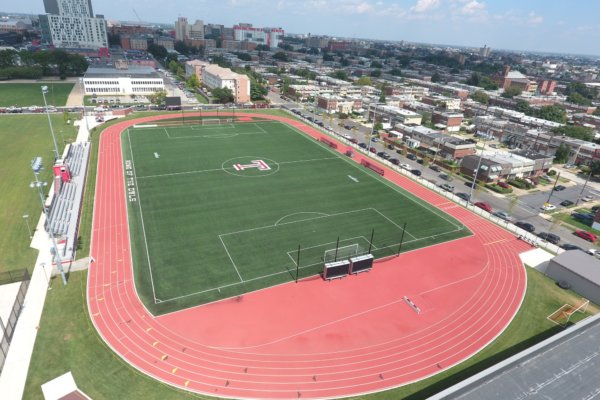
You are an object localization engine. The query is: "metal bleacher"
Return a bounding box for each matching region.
[44,143,91,260]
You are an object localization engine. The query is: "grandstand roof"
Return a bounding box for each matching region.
[430,313,600,400]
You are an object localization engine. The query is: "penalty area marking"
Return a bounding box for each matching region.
[348,175,359,183]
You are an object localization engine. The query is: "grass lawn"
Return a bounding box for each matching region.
[552,207,600,238]
[0,114,78,274]
[195,93,209,104]
[124,120,468,314]
[0,83,74,107]
[23,267,597,400]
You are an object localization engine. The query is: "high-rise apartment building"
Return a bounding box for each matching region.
[175,17,189,41]
[39,0,108,50]
[233,23,284,49]
[189,20,204,40]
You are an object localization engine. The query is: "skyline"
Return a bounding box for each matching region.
[5,0,600,56]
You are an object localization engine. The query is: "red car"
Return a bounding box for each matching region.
[498,181,510,189]
[370,147,376,153]
[574,230,597,242]
[474,201,493,213]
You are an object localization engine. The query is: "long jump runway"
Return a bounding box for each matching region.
[88,112,530,399]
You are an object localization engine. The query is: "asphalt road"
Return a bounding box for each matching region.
[286,102,600,251]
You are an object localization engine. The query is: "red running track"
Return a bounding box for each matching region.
[88,113,530,399]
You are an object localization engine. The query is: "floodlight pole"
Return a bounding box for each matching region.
[31,158,67,286]
[397,222,407,256]
[41,86,60,160]
[295,244,301,283]
[334,236,340,262]
[368,228,375,254]
[575,170,592,206]
[546,172,561,205]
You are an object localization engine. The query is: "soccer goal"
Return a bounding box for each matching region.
[547,298,590,327]
[323,243,365,263]
[202,118,223,125]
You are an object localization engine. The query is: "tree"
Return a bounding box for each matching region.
[212,87,234,104]
[552,125,594,141]
[389,68,402,77]
[591,160,600,176]
[355,76,372,86]
[273,52,288,61]
[186,74,200,90]
[147,43,168,60]
[330,70,348,81]
[370,60,383,68]
[466,72,481,87]
[373,122,383,132]
[554,143,571,164]
[370,69,382,78]
[567,92,592,106]
[235,52,252,62]
[149,90,167,106]
[255,44,270,51]
[431,72,441,83]
[515,99,533,114]
[502,87,522,98]
[537,105,567,123]
[168,60,180,74]
[472,90,490,105]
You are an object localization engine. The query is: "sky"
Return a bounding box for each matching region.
[8,0,600,55]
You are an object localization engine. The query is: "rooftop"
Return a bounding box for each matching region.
[84,66,161,79]
[552,248,600,283]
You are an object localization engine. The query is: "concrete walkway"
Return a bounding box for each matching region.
[66,80,84,107]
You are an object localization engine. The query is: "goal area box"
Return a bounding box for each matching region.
[323,260,351,280]
[349,254,374,274]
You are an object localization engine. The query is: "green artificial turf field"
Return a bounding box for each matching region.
[0,83,74,107]
[123,120,470,314]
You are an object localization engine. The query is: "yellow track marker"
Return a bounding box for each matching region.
[161,354,168,360]
[172,367,178,374]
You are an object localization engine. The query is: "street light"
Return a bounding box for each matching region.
[41,86,60,160]
[30,157,67,286]
[40,262,52,290]
[22,214,32,239]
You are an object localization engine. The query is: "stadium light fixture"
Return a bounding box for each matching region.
[41,85,60,160]
[30,157,67,286]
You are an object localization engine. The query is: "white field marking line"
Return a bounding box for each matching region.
[218,208,374,237]
[163,127,171,138]
[156,226,466,304]
[253,122,268,133]
[135,156,339,180]
[126,129,159,304]
[281,122,465,232]
[285,236,375,266]
[218,235,244,283]
[370,208,417,240]
[214,297,408,351]
[273,211,330,226]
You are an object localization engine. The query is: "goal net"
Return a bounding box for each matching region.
[202,118,222,125]
[323,243,365,263]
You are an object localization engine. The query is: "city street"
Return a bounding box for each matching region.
[286,101,600,251]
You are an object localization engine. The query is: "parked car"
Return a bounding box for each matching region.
[430,165,441,172]
[560,200,574,207]
[381,153,391,160]
[410,169,422,176]
[561,243,584,251]
[474,202,493,213]
[581,195,594,202]
[390,158,400,165]
[439,183,455,192]
[515,221,535,232]
[359,142,367,149]
[572,213,594,223]
[377,151,386,158]
[492,211,513,221]
[416,158,424,164]
[371,137,380,143]
[370,147,377,153]
[387,144,395,150]
[400,163,411,170]
[456,192,471,202]
[538,232,561,244]
[541,204,557,211]
[498,181,510,189]
[439,173,453,181]
[407,153,417,160]
[350,138,358,144]
[554,185,566,191]
[574,230,597,242]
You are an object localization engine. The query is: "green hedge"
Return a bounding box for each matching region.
[507,178,534,190]
[486,183,513,194]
